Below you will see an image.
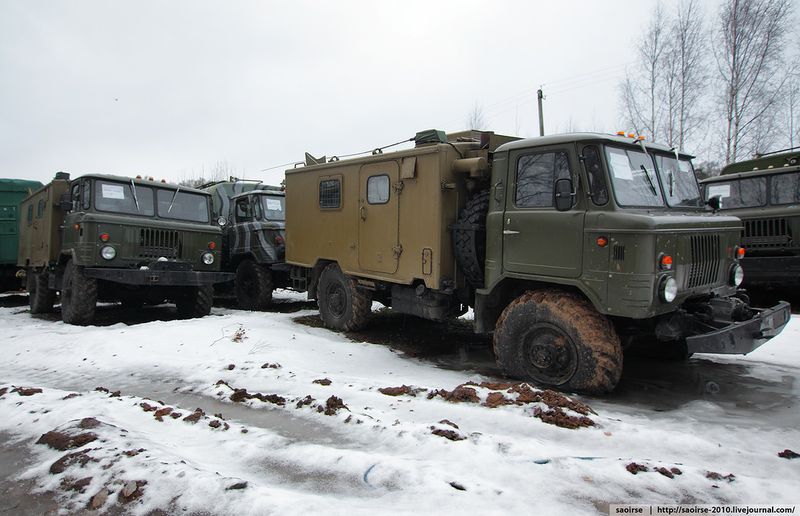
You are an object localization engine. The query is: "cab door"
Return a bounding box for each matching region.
[502,146,584,278]
[358,161,400,274]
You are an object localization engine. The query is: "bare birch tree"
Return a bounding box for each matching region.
[466,102,486,130]
[715,0,793,163]
[620,2,668,142]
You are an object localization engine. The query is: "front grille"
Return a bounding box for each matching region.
[138,228,181,259]
[687,234,720,288]
[742,218,791,249]
[612,244,625,261]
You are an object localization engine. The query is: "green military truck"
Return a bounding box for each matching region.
[284,130,790,393]
[0,178,43,292]
[18,172,233,325]
[202,179,288,309]
[700,150,800,296]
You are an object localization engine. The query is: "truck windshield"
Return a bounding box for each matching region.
[260,195,285,221]
[655,154,702,208]
[605,146,665,207]
[156,189,209,222]
[770,172,800,205]
[95,180,155,216]
[705,177,767,209]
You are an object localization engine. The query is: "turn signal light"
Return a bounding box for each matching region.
[596,236,608,247]
[659,254,673,270]
[208,241,216,250]
[99,233,110,242]
[274,235,285,246]
[627,132,635,138]
[616,131,626,136]
[637,135,646,141]
[736,247,746,259]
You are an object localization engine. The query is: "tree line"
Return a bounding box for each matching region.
[619,0,798,176]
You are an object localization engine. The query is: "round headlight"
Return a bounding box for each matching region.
[202,252,214,265]
[217,216,227,227]
[660,276,678,303]
[731,264,744,286]
[100,245,116,260]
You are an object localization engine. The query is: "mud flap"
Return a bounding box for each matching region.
[686,301,791,355]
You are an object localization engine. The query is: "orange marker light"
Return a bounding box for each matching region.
[208,241,216,250]
[616,131,626,136]
[73,223,80,231]
[660,254,673,270]
[99,233,110,242]
[627,132,635,138]
[637,135,646,141]
[737,247,746,259]
[596,236,608,247]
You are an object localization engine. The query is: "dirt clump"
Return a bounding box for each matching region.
[449,481,466,491]
[379,385,425,397]
[484,392,512,408]
[320,396,348,415]
[50,450,94,474]
[123,449,145,457]
[261,363,281,369]
[170,412,182,419]
[431,428,466,441]
[140,402,157,412]
[222,382,286,406]
[183,408,205,424]
[12,386,42,396]
[428,385,480,403]
[438,419,459,429]
[226,481,248,490]
[226,364,236,370]
[119,480,147,503]
[313,378,332,386]
[533,407,594,429]
[296,395,315,408]
[62,393,81,400]
[37,430,98,451]
[78,418,101,429]
[61,476,92,492]
[89,488,109,510]
[778,449,799,459]
[706,471,736,482]
[153,407,173,421]
[209,420,221,429]
[0,387,7,397]
[656,467,676,478]
[626,462,649,475]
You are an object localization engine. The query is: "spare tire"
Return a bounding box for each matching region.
[454,189,489,288]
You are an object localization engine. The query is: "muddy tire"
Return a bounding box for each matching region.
[493,289,623,394]
[317,263,371,331]
[454,189,489,288]
[175,285,213,319]
[61,260,97,325]
[27,269,56,314]
[234,259,273,310]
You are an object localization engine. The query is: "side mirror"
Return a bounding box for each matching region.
[216,216,228,227]
[554,178,575,212]
[707,195,721,211]
[59,192,73,213]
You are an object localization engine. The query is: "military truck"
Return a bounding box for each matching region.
[284,130,790,393]
[201,179,287,309]
[700,150,800,295]
[17,172,233,325]
[0,178,43,292]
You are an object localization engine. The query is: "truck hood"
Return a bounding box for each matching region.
[589,211,742,232]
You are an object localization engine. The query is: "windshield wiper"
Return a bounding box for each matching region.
[130,179,140,212]
[167,186,181,213]
[640,164,658,196]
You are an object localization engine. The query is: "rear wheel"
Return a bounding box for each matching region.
[28,268,56,314]
[176,285,213,319]
[60,260,97,325]
[454,189,489,288]
[493,289,623,394]
[235,259,273,310]
[317,263,371,331]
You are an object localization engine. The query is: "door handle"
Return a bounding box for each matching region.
[360,206,367,220]
[503,230,520,235]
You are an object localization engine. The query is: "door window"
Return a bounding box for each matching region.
[367,175,390,204]
[235,198,252,222]
[583,145,609,206]
[515,151,572,208]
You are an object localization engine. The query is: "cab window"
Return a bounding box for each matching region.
[235,198,253,222]
[367,175,390,204]
[583,145,608,206]
[515,151,571,208]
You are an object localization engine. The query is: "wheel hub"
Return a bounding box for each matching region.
[327,284,346,318]
[522,323,578,386]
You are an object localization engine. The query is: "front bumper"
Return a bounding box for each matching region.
[741,255,800,287]
[686,301,791,354]
[84,267,234,286]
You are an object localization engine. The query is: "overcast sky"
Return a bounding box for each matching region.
[1,0,718,186]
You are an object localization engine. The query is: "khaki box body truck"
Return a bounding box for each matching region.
[285,130,790,393]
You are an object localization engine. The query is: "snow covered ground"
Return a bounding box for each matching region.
[0,290,798,515]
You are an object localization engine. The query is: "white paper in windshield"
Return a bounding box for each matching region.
[102,184,125,199]
[266,199,282,211]
[609,152,633,180]
[678,161,691,173]
[708,185,730,198]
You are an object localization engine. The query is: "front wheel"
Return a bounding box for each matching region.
[175,285,213,319]
[493,289,623,394]
[317,263,371,332]
[60,260,97,325]
[235,260,273,310]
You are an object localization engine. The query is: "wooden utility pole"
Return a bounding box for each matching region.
[537,88,545,136]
